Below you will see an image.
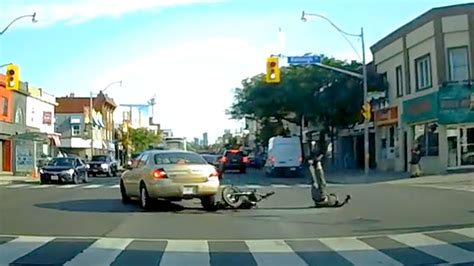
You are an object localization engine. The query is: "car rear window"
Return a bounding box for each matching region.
[154,153,207,165]
[225,151,245,159]
[92,155,107,162]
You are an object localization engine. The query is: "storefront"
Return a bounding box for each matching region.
[375,106,400,171]
[438,84,474,169]
[403,92,443,174]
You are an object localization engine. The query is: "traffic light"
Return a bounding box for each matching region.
[5,64,20,91]
[265,57,280,84]
[361,102,371,120]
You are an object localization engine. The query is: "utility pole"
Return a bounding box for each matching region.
[89,92,94,157]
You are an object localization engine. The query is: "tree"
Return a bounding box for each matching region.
[129,128,161,152]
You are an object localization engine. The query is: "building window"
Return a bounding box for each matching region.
[415,54,432,91]
[72,125,81,136]
[448,46,469,82]
[414,123,439,156]
[396,65,403,97]
[2,97,7,116]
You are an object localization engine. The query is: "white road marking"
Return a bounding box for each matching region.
[82,184,102,189]
[64,237,133,266]
[159,240,209,266]
[271,184,291,188]
[7,184,31,188]
[59,184,82,188]
[246,240,307,266]
[452,227,474,238]
[319,236,403,265]
[30,184,54,189]
[296,184,311,188]
[0,236,54,265]
[245,185,263,189]
[108,184,120,188]
[390,232,474,264]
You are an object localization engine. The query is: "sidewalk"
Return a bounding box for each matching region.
[0,175,38,185]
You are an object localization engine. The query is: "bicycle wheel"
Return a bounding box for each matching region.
[221,186,244,208]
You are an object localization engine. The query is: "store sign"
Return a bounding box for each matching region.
[375,106,398,126]
[42,111,52,125]
[438,84,474,124]
[402,92,438,124]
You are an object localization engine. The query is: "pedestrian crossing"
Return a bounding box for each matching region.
[0,227,473,265]
[0,183,314,190]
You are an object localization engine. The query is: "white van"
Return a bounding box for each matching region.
[265,136,303,176]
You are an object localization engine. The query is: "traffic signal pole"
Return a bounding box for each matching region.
[361,27,370,176]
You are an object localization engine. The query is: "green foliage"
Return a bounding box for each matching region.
[129,128,161,152]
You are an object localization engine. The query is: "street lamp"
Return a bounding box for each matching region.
[301,11,370,175]
[0,12,37,35]
[89,80,122,157]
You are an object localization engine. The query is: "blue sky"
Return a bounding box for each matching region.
[0,0,471,143]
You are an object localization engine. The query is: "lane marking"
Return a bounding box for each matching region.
[246,240,307,266]
[82,184,102,189]
[389,232,474,263]
[160,240,209,266]
[64,237,133,266]
[319,236,403,265]
[59,184,82,188]
[0,236,54,265]
[7,184,31,188]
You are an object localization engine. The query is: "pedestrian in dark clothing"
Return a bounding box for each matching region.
[410,144,422,177]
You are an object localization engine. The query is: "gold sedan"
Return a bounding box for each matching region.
[120,150,220,210]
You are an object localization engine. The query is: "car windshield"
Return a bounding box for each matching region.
[226,151,245,159]
[201,155,216,163]
[48,158,75,167]
[154,153,207,165]
[92,155,107,162]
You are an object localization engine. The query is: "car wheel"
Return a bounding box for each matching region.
[120,180,132,204]
[139,184,152,210]
[40,177,48,184]
[82,172,88,183]
[201,195,216,211]
[72,174,79,184]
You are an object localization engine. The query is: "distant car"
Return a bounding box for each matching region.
[219,149,248,174]
[120,150,220,210]
[88,155,118,177]
[201,154,223,179]
[248,153,264,169]
[39,157,88,184]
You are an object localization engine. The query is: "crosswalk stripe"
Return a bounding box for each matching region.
[7,184,32,188]
[271,184,291,188]
[0,236,54,265]
[246,240,307,266]
[246,185,263,189]
[109,184,120,188]
[64,237,133,266]
[159,240,209,266]
[82,184,102,189]
[389,233,474,263]
[452,228,474,239]
[60,184,82,188]
[319,237,403,265]
[31,184,54,189]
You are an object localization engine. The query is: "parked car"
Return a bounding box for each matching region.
[39,157,88,184]
[201,154,223,179]
[219,149,248,174]
[120,150,220,210]
[88,155,118,177]
[248,152,264,169]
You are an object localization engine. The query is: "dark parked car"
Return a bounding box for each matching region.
[201,154,223,179]
[219,149,248,173]
[39,157,88,184]
[88,155,118,177]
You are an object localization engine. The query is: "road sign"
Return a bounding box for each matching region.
[287,55,321,65]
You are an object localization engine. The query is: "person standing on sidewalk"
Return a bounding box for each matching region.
[410,143,422,177]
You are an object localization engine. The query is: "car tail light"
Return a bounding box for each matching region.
[229,150,239,153]
[243,156,249,163]
[152,169,167,179]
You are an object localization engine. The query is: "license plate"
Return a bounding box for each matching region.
[183,186,195,195]
[290,167,296,171]
[50,175,59,180]
[92,169,98,172]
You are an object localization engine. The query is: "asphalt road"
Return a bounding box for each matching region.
[0,168,473,265]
